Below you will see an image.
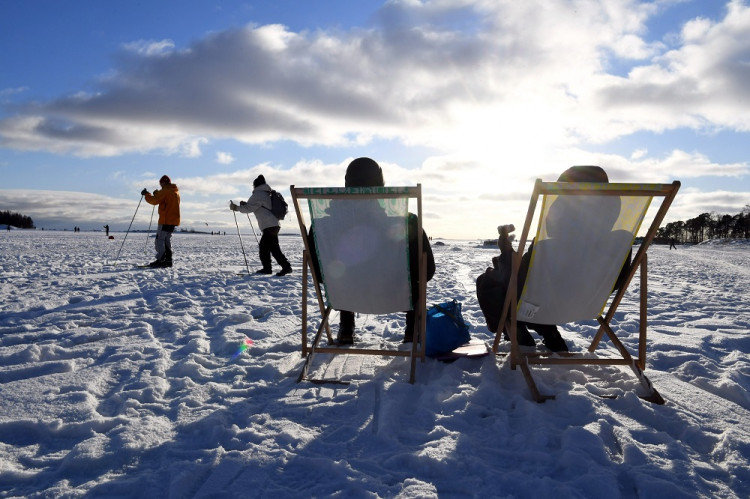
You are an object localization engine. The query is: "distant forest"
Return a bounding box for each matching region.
[1,210,35,229]
[656,205,750,244]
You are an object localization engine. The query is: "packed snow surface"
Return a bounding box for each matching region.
[1,231,748,498]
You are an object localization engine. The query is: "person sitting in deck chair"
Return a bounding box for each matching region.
[308,157,436,345]
[477,165,631,352]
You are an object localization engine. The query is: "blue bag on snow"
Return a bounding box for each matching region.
[425,299,471,357]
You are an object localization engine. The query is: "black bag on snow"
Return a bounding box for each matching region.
[476,256,511,334]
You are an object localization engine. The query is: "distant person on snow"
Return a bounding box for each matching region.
[230,174,293,276]
[104,224,110,236]
[669,238,677,250]
[142,175,180,268]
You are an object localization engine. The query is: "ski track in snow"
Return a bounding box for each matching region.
[0,232,748,498]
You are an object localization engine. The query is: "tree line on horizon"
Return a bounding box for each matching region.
[656,205,750,244]
[1,210,35,229]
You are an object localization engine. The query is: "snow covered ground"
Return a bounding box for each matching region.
[1,230,748,498]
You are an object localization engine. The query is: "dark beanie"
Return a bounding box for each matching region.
[345,157,384,187]
[159,175,171,184]
[557,165,609,183]
[253,174,266,188]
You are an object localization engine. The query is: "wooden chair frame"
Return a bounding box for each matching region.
[291,185,428,384]
[493,180,681,403]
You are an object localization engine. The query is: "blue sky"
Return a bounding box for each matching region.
[1,0,748,238]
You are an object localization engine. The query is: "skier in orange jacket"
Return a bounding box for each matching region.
[142,175,180,268]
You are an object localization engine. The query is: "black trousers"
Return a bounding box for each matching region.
[339,309,415,339]
[259,226,290,270]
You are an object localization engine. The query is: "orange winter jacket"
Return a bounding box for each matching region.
[145,183,181,226]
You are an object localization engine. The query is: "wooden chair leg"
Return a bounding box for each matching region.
[520,361,555,403]
[301,251,308,357]
[297,306,333,383]
[409,336,418,384]
[629,360,665,404]
[639,254,648,370]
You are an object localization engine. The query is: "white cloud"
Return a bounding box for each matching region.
[4,0,747,160]
[631,148,648,159]
[142,149,749,238]
[612,34,662,60]
[0,189,143,228]
[122,39,176,56]
[667,189,750,222]
[0,86,29,99]
[216,151,235,164]
[681,17,713,42]
[180,137,208,158]
[592,0,750,136]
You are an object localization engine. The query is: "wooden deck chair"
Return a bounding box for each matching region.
[493,180,680,403]
[290,185,428,384]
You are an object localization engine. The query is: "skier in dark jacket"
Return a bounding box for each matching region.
[308,157,436,344]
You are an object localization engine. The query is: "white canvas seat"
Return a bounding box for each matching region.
[494,180,681,403]
[291,185,428,384]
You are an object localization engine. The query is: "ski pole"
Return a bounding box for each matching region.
[144,204,156,255]
[233,208,251,275]
[246,213,261,245]
[112,194,143,266]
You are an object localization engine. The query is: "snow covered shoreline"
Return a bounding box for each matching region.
[1,231,748,497]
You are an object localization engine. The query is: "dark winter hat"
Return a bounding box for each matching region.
[557,165,609,183]
[345,157,384,187]
[253,174,266,188]
[160,175,171,184]
[547,165,619,238]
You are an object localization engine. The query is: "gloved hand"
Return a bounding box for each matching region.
[240,201,246,206]
[229,201,238,211]
[141,188,148,196]
[497,224,515,254]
